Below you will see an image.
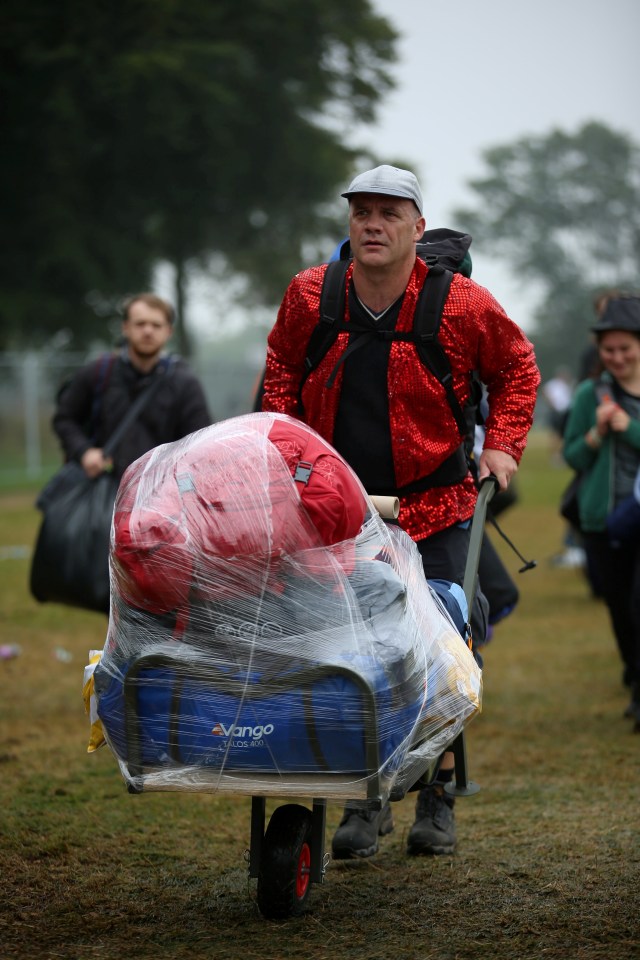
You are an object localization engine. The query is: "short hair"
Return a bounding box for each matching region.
[122,293,175,325]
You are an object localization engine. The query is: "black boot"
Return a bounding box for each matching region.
[331,801,394,859]
[407,784,456,856]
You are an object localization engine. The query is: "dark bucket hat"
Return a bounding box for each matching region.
[591,296,640,333]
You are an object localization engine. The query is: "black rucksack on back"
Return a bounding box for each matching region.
[302,228,478,441]
[298,231,538,574]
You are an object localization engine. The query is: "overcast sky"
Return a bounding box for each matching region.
[353,0,640,327]
[185,1,639,339]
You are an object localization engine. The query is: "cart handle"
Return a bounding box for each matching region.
[462,474,499,614]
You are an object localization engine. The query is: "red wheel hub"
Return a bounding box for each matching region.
[296,842,311,899]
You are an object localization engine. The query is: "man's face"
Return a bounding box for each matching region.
[122,301,172,362]
[348,194,424,270]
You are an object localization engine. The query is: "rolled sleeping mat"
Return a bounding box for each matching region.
[369,495,400,520]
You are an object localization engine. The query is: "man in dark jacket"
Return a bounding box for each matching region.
[53,293,212,479]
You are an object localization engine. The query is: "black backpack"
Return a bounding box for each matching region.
[302,228,479,442]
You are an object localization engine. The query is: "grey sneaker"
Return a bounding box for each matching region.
[331,801,394,859]
[407,784,456,856]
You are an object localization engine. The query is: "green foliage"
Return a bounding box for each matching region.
[1,0,397,350]
[455,122,640,378]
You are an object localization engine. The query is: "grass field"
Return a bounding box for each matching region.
[1,433,638,960]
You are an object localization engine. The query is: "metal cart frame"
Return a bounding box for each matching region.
[116,477,498,918]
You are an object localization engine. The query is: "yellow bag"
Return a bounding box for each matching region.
[83,650,106,753]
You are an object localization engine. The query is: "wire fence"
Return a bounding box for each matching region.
[0,350,262,488]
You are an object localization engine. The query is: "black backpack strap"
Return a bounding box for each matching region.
[102,357,174,458]
[303,258,469,442]
[303,259,350,379]
[89,353,117,443]
[411,266,468,439]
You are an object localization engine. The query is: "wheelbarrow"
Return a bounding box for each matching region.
[91,475,496,919]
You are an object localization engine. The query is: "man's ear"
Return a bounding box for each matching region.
[414,216,426,240]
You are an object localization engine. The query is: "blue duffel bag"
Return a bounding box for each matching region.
[94,644,424,777]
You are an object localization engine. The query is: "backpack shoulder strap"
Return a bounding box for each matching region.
[303,259,350,379]
[302,258,469,441]
[413,267,468,438]
[91,352,116,386]
[89,352,117,441]
[594,377,612,404]
[101,359,175,458]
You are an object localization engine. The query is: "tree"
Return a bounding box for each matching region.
[453,122,640,378]
[1,0,397,351]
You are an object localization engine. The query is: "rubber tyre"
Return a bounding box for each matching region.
[256,803,313,920]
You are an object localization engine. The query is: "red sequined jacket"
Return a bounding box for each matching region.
[262,256,540,540]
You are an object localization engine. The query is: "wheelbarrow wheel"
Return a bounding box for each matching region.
[256,803,313,920]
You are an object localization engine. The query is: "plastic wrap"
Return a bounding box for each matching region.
[90,412,481,803]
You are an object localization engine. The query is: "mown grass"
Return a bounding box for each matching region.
[1,433,639,960]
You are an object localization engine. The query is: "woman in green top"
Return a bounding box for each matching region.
[563,297,640,729]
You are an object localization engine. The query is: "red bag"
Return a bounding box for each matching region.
[111,415,368,617]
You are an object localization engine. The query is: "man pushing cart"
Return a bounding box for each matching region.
[258,164,539,860]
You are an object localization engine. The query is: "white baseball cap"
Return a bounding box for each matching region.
[341,164,423,215]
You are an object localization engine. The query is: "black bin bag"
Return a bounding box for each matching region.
[30,461,119,614]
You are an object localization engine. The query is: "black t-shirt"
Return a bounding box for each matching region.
[331,282,403,493]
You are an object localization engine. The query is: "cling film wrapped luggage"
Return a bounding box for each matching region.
[91,413,481,801]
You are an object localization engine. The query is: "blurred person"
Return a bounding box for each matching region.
[563,297,640,728]
[260,164,540,857]
[559,291,635,586]
[542,366,574,466]
[53,293,212,480]
[576,290,631,385]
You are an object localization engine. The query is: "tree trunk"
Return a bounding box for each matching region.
[174,260,192,358]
